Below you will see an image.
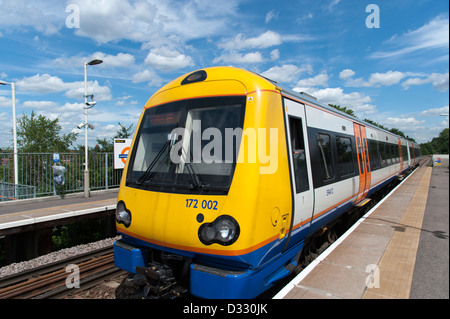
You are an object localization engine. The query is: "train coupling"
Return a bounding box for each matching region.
[118,262,188,299]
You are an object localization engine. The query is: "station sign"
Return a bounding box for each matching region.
[53,153,60,163]
[435,157,442,166]
[114,139,132,169]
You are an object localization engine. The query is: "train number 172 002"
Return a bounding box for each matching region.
[186,199,218,210]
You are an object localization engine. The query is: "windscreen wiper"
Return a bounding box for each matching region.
[184,162,204,190]
[181,143,208,191]
[136,140,170,185]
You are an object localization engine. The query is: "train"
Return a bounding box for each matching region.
[113,66,421,299]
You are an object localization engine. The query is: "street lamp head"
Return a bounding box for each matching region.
[87,59,103,66]
[0,80,10,85]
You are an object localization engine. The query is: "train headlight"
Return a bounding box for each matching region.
[116,201,131,228]
[198,215,240,246]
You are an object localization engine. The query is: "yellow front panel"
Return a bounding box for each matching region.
[117,67,292,258]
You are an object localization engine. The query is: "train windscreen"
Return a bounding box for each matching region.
[126,96,246,194]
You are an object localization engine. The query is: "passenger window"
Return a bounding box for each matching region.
[384,143,392,166]
[317,133,334,181]
[379,142,387,167]
[390,144,396,164]
[336,136,354,177]
[402,145,407,162]
[394,145,400,163]
[369,140,381,169]
[289,117,309,193]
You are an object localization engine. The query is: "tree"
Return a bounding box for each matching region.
[420,128,449,155]
[329,104,357,118]
[364,118,388,131]
[95,122,134,152]
[16,111,78,152]
[115,122,134,139]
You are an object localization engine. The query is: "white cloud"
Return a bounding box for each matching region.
[402,72,449,92]
[384,117,424,127]
[0,1,64,35]
[16,74,67,93]
[345,70,406,87]
[327,0,341,11]
[370,14,449,60]
[0,96,12,108]
[261,64,313,83]
[265,10,279,24]
[219,31,282,51]
[339,69,355,80]
[132,69,164,87]
[419,105,449,117]
[0,112,8,121]
[296,73,329,88]
[70,0,238,44]
[213,52,264,64]
[368,71,406,86]
[64,80,112,101]
[144,47,194,72]
[15,74,112,101]
[54,52,135,69]
[0,0,239,56]
[293,86,376,115]
[22,101,58,109]
[57,102,85,113]
[270,49,280,61]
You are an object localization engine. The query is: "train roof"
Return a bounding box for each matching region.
[151,66,415,144]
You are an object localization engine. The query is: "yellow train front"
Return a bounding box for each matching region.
[114,67,296,299]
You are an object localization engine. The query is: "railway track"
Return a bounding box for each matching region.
[0,246,126,299]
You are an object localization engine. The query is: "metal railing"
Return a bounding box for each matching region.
[0,152,123,199]
[0,182,36,202]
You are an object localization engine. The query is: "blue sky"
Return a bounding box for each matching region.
[0,0,448,149]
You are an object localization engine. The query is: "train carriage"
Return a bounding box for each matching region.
[114,66,420,299]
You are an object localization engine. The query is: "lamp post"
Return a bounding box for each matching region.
[0,80,18,197]
[82,58,103,198]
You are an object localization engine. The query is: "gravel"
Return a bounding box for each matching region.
[0,236,121,278]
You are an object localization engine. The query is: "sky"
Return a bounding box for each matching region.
[0,0,448,150]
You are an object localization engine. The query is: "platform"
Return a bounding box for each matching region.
[0,189,119,263]
[275,164,449,299]
[0,189,118,236]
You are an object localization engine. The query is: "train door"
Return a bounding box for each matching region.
[283,98,314,250]
[353,123,371,204]
[398,138,404,172]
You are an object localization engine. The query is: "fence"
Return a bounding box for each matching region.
[0,182,36,201]
[0,152,123,200]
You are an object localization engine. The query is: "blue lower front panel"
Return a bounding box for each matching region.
[190,242,304,299]
[114,237,304,299]
[114,240,147,273]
